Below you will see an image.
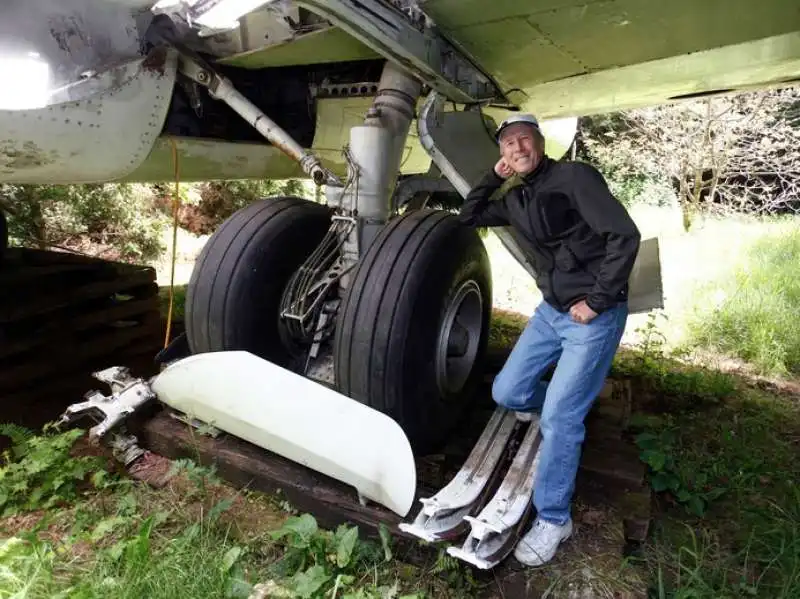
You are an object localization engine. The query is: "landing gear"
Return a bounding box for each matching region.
[176,47,493,452]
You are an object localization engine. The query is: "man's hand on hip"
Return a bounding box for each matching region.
[569,300,598,324]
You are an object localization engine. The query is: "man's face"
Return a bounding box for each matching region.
[499,123,542,176]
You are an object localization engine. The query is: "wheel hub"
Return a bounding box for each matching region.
[436,279,483,395]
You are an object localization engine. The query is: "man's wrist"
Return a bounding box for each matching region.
[585,295,606,314]
[489,167,507,182]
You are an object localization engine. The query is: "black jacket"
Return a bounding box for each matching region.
[459,156,641,314]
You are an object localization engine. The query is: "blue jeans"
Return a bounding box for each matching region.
[492,300,628,525]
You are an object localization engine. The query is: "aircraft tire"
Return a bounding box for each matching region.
[185,196,332,366]
[334,209,492,455]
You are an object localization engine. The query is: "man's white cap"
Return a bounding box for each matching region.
[495,114,541,141]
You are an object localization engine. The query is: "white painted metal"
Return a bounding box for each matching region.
[2,0,148,91]
[326,61,422,256]
[447,415,543,569]
[399,406,518,542]
[150,350,417,516]
[0,50,178,183]
[346,125,395,220]
[57,366,156,440]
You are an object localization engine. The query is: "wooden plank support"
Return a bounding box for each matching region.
[136,410,409,539]
[0,248,163,432]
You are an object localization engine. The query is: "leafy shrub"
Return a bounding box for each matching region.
[577,86,800,226]
[1,183,166,263]
[266,513,414,599]
[0,423,108,516]
[165,179,311,235]
[577,113,678,209]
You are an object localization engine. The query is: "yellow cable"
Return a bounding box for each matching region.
[164,138,181,349]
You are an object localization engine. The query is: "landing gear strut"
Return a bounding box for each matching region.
[177,48,492,452]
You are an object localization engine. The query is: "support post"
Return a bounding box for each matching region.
[327,62,422,279]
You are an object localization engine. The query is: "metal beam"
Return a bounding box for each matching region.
[295,0,509,105]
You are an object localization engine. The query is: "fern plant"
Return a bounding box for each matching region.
[0,423,109,516]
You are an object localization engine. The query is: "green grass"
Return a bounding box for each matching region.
[612,312,739,405]
[487,308,528,353]
[0,426,475,599]
[636,388,800,598]
[2,506,257,598]
[683,223,800,378]
[158,284,187,323]
[608,312,800,598]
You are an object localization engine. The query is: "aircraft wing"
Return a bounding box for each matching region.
[0,0,797,184]
[211,0,800,119]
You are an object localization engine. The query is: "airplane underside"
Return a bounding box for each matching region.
[1,0,797,569]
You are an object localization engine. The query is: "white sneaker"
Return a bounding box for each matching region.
[513,517,573,566]
[515,411,533,422]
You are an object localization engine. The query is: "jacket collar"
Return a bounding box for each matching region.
[521,155,552,184]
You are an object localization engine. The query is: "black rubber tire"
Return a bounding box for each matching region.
[334,209,492,454]
[185,196,332,366]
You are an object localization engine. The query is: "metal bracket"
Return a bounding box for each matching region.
[279,214,356,345]
[311,80,381,99]
[295,0,508,105]
[57,367,155,440]
[107,431,147,467]
[399,407,519,543]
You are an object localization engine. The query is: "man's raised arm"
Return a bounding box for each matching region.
[458,167,510,227]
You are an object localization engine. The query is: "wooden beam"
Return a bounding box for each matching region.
[136,410,409,539]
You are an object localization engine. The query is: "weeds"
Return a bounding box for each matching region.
[612,312,737,403]
[686,225,800,377]
[632,380,800,597]
[633,424,727,518]
[0,427,457,599]
[648,496,800,599]
[487,308,528,354]
[264,514,415,598]
[66,507,252,599]
[0,423,109,517]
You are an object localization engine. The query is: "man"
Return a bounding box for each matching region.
[459,114,640,566]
